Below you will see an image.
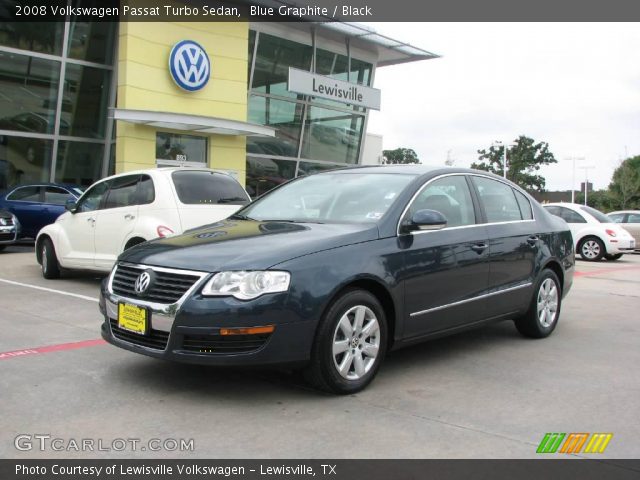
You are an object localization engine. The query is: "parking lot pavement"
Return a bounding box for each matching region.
[1,247,639,459]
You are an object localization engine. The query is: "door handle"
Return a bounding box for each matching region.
[527,235,539,246]
[124,214,135,220]
[87,217,95,225]
[471,243,488,253]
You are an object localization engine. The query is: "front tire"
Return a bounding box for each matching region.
[515,269,562,338]
[605,253,623,261]
[305,289,387,394]
[41,238,61,279]
[578,236,605,261]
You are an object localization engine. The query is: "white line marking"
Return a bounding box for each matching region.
[0,278,99,303]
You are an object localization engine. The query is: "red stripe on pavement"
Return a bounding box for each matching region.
[574,265,640,278]
[0,339,106,361]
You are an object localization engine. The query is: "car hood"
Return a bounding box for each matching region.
[118,219,379,272]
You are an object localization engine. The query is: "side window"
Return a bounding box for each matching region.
[407,175,476,228]
[473,176,522,222]
[136,175,155,205]
[44,187,74,205]
[103,175,140,209]
[7,186,40,202]
[627,214,640,223]
[513,189,533,220]
[77,182,109,213]
[544,206,561,217]
[607,213,625,223]
[557,207,586,223]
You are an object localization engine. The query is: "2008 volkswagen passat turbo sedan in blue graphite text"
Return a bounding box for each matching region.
[100,166,574,394]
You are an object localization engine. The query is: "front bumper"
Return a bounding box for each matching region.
[0,222,19,244]
[607,237,636,254]
[99,269,316,367]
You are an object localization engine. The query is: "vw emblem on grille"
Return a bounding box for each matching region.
[169,40,210,91]
[134,271,153,295]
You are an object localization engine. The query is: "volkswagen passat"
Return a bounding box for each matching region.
[100,166,574,394]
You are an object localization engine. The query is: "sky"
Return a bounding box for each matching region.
[365,23,640,191]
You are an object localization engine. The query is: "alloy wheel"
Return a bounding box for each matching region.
[537,278,558,328]
[332,305,381,380]
[581,240,601,259]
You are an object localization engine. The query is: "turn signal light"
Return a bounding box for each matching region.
[605,229,617,237]
[220,326,275,336]
[157,225,174,237]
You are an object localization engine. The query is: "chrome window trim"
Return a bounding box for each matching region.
[410,282,533,318]
[397,172,536,236]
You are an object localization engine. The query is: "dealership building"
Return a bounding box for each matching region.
[0,18,436,196]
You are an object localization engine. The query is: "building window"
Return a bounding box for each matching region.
[55,141,104,187]
[155,132,207,165]
[0,22,64,55]
[64,64,111,139]
[246,157,296,199]
[247,95,303,157]
[302,106,363,164]
[67,21,116,65]
[0,136,53,189]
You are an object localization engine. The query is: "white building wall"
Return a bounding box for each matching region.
[361,133,383,165]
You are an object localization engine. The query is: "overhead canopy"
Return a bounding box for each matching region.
[112,109,276,137]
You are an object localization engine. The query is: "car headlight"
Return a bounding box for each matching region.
[201,271,291,300]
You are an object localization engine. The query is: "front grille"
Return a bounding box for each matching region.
[181,333,271,354]
[0,232,16,241]
[111,264,202,304]
[110,318,169,350]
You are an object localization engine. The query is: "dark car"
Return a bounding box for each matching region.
[0,183,83,238]
[99,166,574,394]
[0,208,20,251]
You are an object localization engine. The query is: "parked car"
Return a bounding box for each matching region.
[37,168,250,278]
[0,183,83,238]
[607,210,640,251]
[99,166,574,394]
[0,208,20,251]
[543,203,636,261]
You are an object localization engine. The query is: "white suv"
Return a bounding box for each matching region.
[543,202,636,261]
[36,168,250,278]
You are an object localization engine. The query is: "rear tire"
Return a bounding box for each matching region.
[515,269,562,338]
[304,289,387,394]
[604,253,623,261]
[41,238,61,279]
[578,236,605,262]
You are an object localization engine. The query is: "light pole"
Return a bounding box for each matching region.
[580,166,595,206]
[566,156,585,203]
[492,141,517,178]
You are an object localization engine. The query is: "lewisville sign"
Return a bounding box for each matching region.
[287,68,381,110]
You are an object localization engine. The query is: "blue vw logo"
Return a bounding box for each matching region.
[169,40,210,91]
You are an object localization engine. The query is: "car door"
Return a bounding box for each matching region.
[57,181,109,266]
[401,174,490,338]
[623,213,640,246]
[93,175,140,269]
[471,176,538,318]
[40,186,75,232]
[4,186,42,237]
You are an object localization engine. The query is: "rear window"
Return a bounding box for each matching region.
[580,205,612,223]
[172,171,249,205]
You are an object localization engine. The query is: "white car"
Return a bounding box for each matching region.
[607,210,640,251]
[36,168,250,278]
[543,202,636,261]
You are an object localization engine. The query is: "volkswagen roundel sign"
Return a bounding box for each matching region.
[169,40,210,92]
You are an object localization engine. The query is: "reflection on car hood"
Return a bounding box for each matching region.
[118,219,379,271]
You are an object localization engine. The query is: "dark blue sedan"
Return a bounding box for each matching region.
[0,184,84,239]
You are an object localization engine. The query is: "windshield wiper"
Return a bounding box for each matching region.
[229,213,254,220]
[218,197,249,204]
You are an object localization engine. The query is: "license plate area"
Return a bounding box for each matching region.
[117,303,149,335]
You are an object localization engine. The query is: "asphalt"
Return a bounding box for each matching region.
[0,245,639,459]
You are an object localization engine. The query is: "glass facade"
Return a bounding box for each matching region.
[0,20,116,190]
[246,30,374,198]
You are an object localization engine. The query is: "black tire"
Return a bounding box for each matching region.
[0,245,5,252]
[304,289,388,394]
[41,238,61,279]
[515,269,562,338]
[604,253,623,261]
[578,236,605,262]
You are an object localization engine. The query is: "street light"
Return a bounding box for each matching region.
[566,156,585,203]
[492,140,517,178]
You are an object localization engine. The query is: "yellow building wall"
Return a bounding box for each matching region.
[116,21,249,183]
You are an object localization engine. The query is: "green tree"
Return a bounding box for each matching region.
[383,148,419,165]
[472,135,557,192]
[575,190,617,212]
[609,156,640,209]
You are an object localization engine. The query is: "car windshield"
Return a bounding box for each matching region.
[239,172,415,223]
[580,205,612,223]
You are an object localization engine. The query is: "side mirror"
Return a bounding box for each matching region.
[65,198,78,213]
[403,209,447,233]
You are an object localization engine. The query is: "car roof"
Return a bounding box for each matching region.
[317,164,495,177]
[4,182,82,191]
[544,202,585,210]
[608,210,640,214]
[93,167,231,181]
